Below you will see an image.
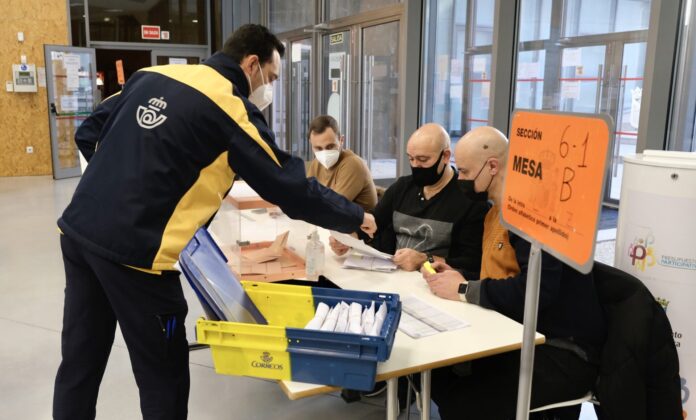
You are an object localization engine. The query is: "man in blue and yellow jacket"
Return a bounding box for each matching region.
[53,24,376,420]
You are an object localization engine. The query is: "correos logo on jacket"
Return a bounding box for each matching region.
[136,97,168,129]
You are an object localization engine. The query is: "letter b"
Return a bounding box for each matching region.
[560,167,575,202]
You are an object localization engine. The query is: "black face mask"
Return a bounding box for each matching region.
[458,160,492,202]
[411,151,445,187]
[458,180,489,202]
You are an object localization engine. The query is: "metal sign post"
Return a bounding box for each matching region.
[515,243,542,419]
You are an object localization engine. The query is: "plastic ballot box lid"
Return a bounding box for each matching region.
[180,228,267,324]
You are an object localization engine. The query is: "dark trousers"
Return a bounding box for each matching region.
[431,345,597,420]
[53,235,189,420]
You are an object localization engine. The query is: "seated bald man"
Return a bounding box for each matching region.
[422,127,607,420]
[306,115,377,211]
[331,123,487,273]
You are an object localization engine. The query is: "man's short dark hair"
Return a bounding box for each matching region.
[222,24,285,64]
[308,115,340,139]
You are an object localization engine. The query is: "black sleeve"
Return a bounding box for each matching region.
[74,92,121,161]
[476,234,563,323]
[445,200,487,273]
[358,180,399,254]
[226,108,364,234]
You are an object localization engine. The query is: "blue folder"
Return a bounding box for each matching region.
[179,228,267,324]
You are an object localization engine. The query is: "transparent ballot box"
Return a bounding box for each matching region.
[208,181,313,282]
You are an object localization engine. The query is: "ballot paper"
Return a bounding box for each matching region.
[348,302,364,334]
[361,301,376,334]
[334,302,350,333]
[330,231,393,260]
[320,305,339,331]
[368,302,388,336]
[398,295,469,339]
[398,312,440,339]
[305,300,391,336]
[342,253,397,272]
[305,302,330,330]
[243,231,289,263]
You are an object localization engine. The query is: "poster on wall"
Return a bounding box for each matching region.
[616,188,696,418]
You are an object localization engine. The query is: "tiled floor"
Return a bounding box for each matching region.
[0,176,611,419]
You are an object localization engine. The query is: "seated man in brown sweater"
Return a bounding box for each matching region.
[306,115,377,212]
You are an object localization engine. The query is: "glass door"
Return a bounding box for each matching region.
[558,45,607,114]
[420,0,496,145]
[465,52,493,131]
[360,21,400,181]
[288,38,313,160]
[515,49,546,110]
[322,30,352,149]
[514,0,651,205]
[44,45,97,179]
[607,41,647,200]
[320,20,402,183]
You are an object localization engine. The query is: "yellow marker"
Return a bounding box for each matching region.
[423,261,436,274]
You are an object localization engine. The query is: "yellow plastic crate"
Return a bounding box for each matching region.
[196,281,401,390]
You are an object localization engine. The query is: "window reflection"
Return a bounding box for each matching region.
[421,0,496,146]
[88,0,207,45]
[515,0,651,201]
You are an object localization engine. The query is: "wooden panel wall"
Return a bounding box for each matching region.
[0,0,69,176]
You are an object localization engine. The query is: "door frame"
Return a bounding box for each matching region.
[319,14,404,180]
[283,34,315,159]
[88,41,208,65]
[272,4,405,180]
[356,17,403,179]
[150,48,208,65]
[44,44,98,179]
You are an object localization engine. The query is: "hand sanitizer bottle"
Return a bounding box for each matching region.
[305,229,325,281]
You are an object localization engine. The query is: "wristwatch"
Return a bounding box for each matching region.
[458,282,468,302]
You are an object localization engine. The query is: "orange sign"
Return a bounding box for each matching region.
[501,110,612,273]
[115,60,125,86]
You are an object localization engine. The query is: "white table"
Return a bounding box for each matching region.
[209,207,545,419]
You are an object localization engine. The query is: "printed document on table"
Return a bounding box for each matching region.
[329,231,393,260]
[398,295,470,339]
[342,253,397,272]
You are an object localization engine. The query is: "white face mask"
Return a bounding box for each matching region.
[314,149,341,170]
[248,63,273,111]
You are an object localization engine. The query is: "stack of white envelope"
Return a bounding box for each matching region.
[304,300,388,336]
